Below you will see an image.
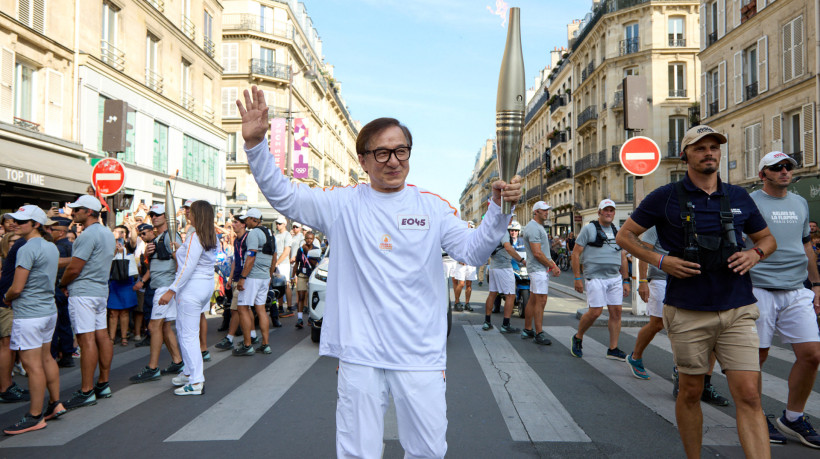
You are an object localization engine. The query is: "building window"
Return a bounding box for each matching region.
[203,10,214,57]
[668,63,685,98]
[743,44,758,100]
[226,133,237,163]
[706,1,719,46]
[624,66,639,77]
[670,171,685,182]
[145,34,161,93]
[221,87,238,118]
[708,68,720,117]
[260,4,274,34]
[202,75,213,121]
[153,121,168,173]
[222,43,237,72]
[101,1,123,71]
[182,135,218,187]
[13,61,36,124]
[180,60,193,111]
[116,109,136,164]
[668,16,684,47]
[744,123,761,178]
[17,0,45,34]
[621,23,639,55]
[784,109,802,156]
[625,175,634,202]
[782,16,804,83]
[668,117,687,157]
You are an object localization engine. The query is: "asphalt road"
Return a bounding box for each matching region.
[0,280,817,458]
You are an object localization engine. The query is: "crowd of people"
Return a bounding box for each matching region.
[0,188,325,435]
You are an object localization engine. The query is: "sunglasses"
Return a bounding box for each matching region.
[766,163,794,172]
[139,231,153,236]
[12,219,32,225]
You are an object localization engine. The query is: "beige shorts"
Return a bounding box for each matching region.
[296,273,309,292]
[0,307,13,338]
[663,303,760,375]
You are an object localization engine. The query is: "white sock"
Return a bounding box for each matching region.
[785,409,803,422]
[226,335,234,342]
[250,330,257,339]
[297,312,303,319]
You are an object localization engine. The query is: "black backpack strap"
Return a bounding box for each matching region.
[719,183,738,248]
[675,181,698,250]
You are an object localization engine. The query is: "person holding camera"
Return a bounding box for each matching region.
[616,125,776,459]
[107,225,138,346]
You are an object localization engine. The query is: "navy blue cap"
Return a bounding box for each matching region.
[138,223,154,232]
[51,217,73,227]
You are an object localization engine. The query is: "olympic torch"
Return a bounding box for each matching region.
[495,7,525,214]
[165,180,177,257]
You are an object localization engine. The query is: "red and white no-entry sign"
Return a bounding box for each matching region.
[619,136,661,176]
[91,158,126,196]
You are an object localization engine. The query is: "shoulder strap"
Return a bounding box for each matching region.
[675,181,698,249]
[719,183,738,247]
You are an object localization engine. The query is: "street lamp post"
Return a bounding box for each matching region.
[285,64,317,179]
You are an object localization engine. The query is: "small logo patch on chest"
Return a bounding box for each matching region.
[379,234,393,253]
[397,215,429,230]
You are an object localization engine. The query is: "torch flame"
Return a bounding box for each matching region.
[486,0,509,27]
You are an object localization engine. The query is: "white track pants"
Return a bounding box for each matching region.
[175,278,212,384]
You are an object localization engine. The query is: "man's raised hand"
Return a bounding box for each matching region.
[236,85,270,149]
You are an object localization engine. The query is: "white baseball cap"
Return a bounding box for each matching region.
[7,205,47,225]
[181,199,194,208]
[533,201,552,211]
[758,151,798,171]
[598,199,617,210]
[245,208,263,220]
[292,222,301,228]
[274,215,287,224]
[148,204,165,215]
[68,195,102,212]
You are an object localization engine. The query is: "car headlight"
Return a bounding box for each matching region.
[315,269,328,282]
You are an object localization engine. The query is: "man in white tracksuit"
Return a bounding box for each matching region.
[237,86,522,458]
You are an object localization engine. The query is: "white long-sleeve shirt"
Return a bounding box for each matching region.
[169,230,216,294]
[246,140,511,370]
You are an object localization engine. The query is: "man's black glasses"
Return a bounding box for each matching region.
[12,219,31,225]
[365,147,411,163]
[766,163,794,172]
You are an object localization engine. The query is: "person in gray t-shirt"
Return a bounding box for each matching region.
[570,199,630,361]
[12,237,59,319]
[246,226,273,279]
[65,222,114,298]
[483,226,526,333]
[748,152,820,437]
[519,202,560,345]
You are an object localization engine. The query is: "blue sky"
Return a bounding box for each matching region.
[309,0,592,205]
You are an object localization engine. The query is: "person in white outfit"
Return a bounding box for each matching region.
[158,201,216,396]
[236,86,522,459]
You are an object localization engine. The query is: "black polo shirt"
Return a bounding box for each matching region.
[630,174,767,311]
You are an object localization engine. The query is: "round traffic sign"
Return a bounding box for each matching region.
[619,136,661,176]
[92,158,126,196]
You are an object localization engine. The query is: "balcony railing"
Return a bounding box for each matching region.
[689,105,700,125]
[581,61,595,83]
[612,90,623,110]
[181,91,195,111]
[147,0,164,12]
[745,81,758,101]
[203,37,215,58]
[709,101,719,118]
[13,117,39,131]
[669,89,687,98]
[707,31,718,46]
[524,91,549,125]
[249,59,290,80]
[101,41,125,71]
[202,105,215,122]
[310,166,320,183]
[667,140,682,158]
[619,37,639,56]
[545,168,572,187]
[549,130,568,148]
[181,15,196,41]
[575,148,617,175]
[625,192,634,202]
[222,13,294,41]
[550,93,569,113]
[525,184,545,202]
[577,105,598,129]
[668,37,686,47]
[349,168,358,182]
[145,68,163,93]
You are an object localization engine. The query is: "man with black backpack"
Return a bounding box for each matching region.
[234,208,275,356]
[570,199,630,361]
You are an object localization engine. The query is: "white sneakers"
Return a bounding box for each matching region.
[171,374,189,386]
[174,383,203,396]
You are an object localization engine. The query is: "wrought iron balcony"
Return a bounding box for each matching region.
[349,168,358,182]
[581,61,595,83]
[181,91,195,112]
[668,37,686,47]
[550,93,569,113]
[181,15,196,41]
[310,166,320,183]
[577,105,598,129]
[625,192,634,202]
[707,31,718,46]
[147,0,164,12]
[745,81,758,101]
[667,140,682,158]
[574,148,614,175]
[222,13,294,40]
[226,151,238,163]
[545,168,572,187]
[203,37,215,58]
[202,105,215,122]
[101,41,125,71]
[709,101,719,118]
[669,89,687,98]
[549,130,568,148]
[13,117,39,132]
[619,38,639,56]
[145,68,163,93]
[612,90,623,110]
[249,59,290,80]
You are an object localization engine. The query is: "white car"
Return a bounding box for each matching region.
[306,250,453,344]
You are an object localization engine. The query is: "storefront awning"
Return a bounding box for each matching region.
[0,138,92,195]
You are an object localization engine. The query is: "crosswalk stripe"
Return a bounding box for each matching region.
[621,329,820,417]
[0,342,234,448]
[463,324,591,443]
[0,346,149,417]
[165,336,320,442]
[545,326,740,446]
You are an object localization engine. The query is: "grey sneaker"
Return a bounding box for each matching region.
[251,335,261,345]
[94,381,112,399]
[520,329,535,339]
[202,350,211,362]
[161,361,185,375]
[534,332,552,345]
[463,303,474,312]
[232,344,255,356]
[257,344,272,354]
[606,347,627,361]
[63,390,97,411]
[215,337,233,351]
[129,366,161,384]
[570,335,583,358]
[482,322,493,331]
[500,324,521,334]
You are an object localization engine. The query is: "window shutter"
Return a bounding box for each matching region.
[719,136,728,179]
[771,114,782,151]
[221,43,237,73]
[717,0,725,39]
[782,20,793,82]
[752,123,761,174]
[757,35,768,93]
[793,16,803,78]
[733,51,743,104]
[700,2,706,51]
[45,69,63,137]
[718,60,726,111]
[701,72,707,118]
[18,0,30,26]
[0,48,13,123]
[744,125,754,178]
[732,0,740,28]
[32,0,45,33]
[757,0,766,12]
[221,87,237,117]
[803,102,815,167]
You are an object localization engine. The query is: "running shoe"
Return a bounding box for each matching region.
[72,349,81,358]
[130,367,161,384]
[160,361,185,375]
[171,374,190,387]
[202,350,211,362]
[570,335,583,358]
[499,324,521,334]
[280,310,295,318]
[534,332,552,345]
[214,337,233,351]
[767,414,788,444]
[174,383,203,396]
[606,347,627,361]
[257,344,272,354]
[520,329,535,339]
[777,411,820,448]
[251,335,261,345]
[464,303,474,312]
[12,362,25,377]
[0,383,29,403]
[94,381,112,399]
[295,318,304,329]
[453,303,464,312]
[627,353,649,380]
[701,383,729,406]
[63,390,97,411]
[672,367,679,399]
[3,413,45,435]
[232,344,255,356]
[43,401,66,420]
[482,322,493,331]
